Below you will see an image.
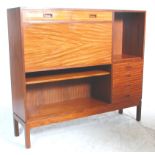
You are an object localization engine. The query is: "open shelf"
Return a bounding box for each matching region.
[26,68,110,85]
[27,97,138,125]
[113,12,145,62]
[28,98,109,122]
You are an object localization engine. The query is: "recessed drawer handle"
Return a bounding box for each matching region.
[124,95,130,98]
[43,13,53,18]
[89,14,97,18]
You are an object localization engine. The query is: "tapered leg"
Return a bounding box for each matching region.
[25,125,31,148]
[13,118,19,136]
[136,101,142,121]
[118,109,123,114]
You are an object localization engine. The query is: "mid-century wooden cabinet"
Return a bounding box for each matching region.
[7,8,145,148]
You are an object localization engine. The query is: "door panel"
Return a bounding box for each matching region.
[23,22,112,72]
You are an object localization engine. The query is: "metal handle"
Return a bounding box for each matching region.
[43,13,53,18]
[89,14,97,18]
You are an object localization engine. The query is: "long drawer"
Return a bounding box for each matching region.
[112,60,143,104]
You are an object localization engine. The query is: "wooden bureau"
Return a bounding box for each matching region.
[7,8,145,148]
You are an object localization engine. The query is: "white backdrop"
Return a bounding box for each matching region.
[0,0,155,153]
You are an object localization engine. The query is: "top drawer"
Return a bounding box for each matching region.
[71,11,112,21]
[22,9,112,22]
[22,10,72,22]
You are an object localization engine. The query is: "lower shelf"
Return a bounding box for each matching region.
[27,98,138,127]
[28,98,108,122]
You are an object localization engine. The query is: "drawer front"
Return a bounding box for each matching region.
[24,22,112,72]
[22,10,112,22]
[22,10,72,22]
[112,62,131,87]
[71,11,112,21]
[112,60,143,104]
[112,84,131,103]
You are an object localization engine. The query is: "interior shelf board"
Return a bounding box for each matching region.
[26,70,110,85]
[27,97,138,126]
[28,98,110,122]
[113,54,142,62]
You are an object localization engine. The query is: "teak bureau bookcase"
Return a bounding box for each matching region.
[7,8,145,148]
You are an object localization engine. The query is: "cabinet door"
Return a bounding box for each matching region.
[23,21,112,72]
[112,60,143,104]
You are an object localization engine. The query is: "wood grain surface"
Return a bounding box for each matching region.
[7,8,27,121]
[26,79,91,109]
[27,97,140,128]
[23,22,112,72]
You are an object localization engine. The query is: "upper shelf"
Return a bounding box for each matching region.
[26,69,110,85]
[113,54,142,63]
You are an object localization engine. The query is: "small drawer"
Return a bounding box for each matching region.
[113,82,131,89]
[22,10,72,22]
[112,93,132,103]
[71,11,112,21]
[112,86,130,96]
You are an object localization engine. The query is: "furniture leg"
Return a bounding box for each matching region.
[136,101,142,121]
[118,109,123,114]
[25,125,31,148]
[13,118,19,136]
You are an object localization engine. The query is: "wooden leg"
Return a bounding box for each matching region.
[13,118,19,137]
[25,125,31,148]
[136,101,142,121]
[118,109,123,114]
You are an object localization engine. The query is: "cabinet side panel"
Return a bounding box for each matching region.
[7,8,26,121]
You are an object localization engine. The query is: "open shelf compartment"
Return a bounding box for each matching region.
[113,12,145,62]
[27,97,138,125]
[26,65,110,85]
[28,98,109,122]
[26,65,112,123]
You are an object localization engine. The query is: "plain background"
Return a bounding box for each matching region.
[0,0,155,153]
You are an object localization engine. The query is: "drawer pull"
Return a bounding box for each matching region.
[124,95,130,98]
[89,14,97,18]
[43,13,53,18]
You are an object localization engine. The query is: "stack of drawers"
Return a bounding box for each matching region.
[112,60,143,104]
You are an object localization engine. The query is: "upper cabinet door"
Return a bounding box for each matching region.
[22,10,112,72]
